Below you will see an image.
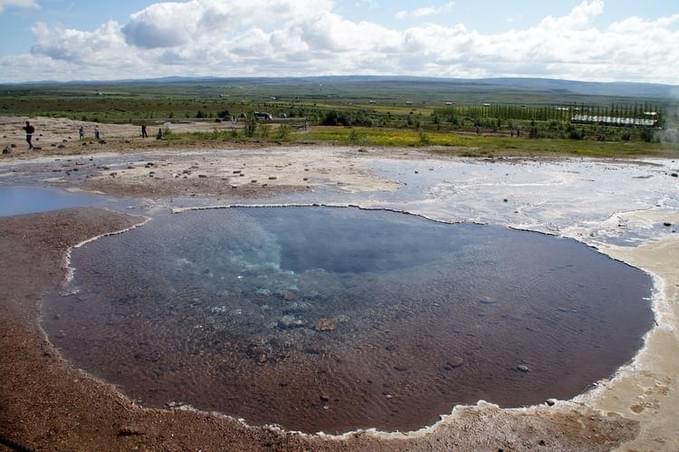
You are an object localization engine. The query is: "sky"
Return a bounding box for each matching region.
[0,0,677,84]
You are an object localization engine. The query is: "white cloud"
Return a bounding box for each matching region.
[0,0,38,13]
[396,2,455,19]
[3,0,678,84]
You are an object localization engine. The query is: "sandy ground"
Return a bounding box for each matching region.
[1,115,679,451]
[0,116,246,155]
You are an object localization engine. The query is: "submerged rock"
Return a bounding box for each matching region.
[277,315,306,329]
[479,298,497,305]
[314,318,337,332]
[282,302,311,314]
[445,357,465,369]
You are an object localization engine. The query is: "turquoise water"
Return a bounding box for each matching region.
[45,207,654,433]
[0,186,104,216]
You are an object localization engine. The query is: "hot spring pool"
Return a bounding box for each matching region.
[44,207,654,433]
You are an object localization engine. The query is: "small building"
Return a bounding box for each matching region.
[571,114,657,127]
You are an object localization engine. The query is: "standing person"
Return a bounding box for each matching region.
[22,121,35,150]
[141,124,148,138]
[79,126,85,140]
[94,126,101,141]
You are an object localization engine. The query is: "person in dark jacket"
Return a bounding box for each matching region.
[22,121,35,150]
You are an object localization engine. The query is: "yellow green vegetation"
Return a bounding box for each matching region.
[167,125,679,158]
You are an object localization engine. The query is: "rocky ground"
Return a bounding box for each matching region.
[0,116,243,155]
[1,116,678,451]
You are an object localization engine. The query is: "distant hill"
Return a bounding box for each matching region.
[3,76,677,105]
[30,76,674,98]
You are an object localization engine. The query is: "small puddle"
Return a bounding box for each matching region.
[0,186,105,216]
[44,207,654,433]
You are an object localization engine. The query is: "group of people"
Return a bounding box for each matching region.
[19,121,162,151]
[79,125,102,141]
[20,121,104,151]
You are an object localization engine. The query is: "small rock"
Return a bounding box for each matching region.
[671,173,678,178]
[546,398,558,406]
[269,176,277,180]
[118,427,144,437]
[314,318,337,332]
[503,199,508,203]
[320,394,330,402]
[479,298,497,305]
[57,144,65,149]
[166,401,186,409]
[2,144,10,154]
[516,365,529,373]
[663,222,672,227]
[445,357,465,369]
[198,174,207,178]
[280,291,298,301]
